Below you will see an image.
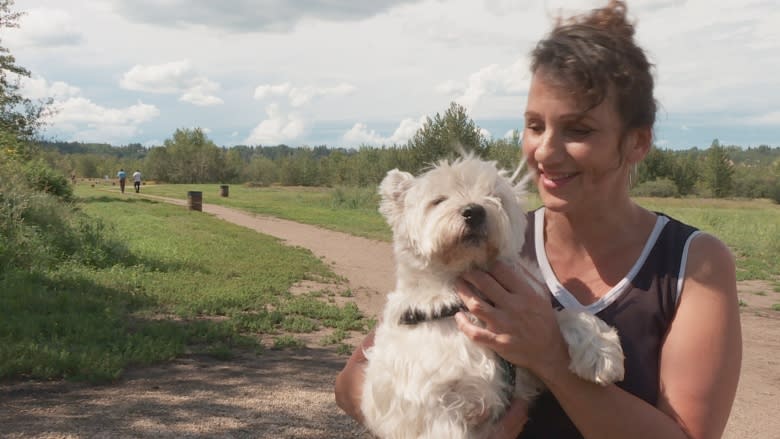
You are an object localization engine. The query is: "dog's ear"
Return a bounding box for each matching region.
[378,169,414,224]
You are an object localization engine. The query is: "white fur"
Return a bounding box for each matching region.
[362,155,624,439]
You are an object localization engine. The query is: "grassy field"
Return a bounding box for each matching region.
[635,197,780,281]
[131,182,390,241]
[1,188,370,382]
[127,182,780,282]
[4,181,778,382]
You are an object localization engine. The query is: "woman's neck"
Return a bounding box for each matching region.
[541,199,657,302]
[543,198,653,258]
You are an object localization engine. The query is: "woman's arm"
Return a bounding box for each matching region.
[334,329,375,423]
[655,233,742,438]
[455,235,741,439]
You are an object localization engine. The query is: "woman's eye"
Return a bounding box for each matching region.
[567,126,593,137]
[525,123,543,134]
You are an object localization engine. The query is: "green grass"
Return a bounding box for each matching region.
[636,197,780,281]
[122,182,780,282]
[11,182,775,383]
[1,189,369,382]
[119,182,391,241]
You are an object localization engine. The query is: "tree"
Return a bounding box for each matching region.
[405,102,487,172]
[484,130,523,171]
[157,128,223,183]
[670,154,699,196]
[0,0,50,160]
[637,147,674,184]
[704,139,734,198]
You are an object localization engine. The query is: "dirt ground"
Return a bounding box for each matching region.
[2,196,778,439]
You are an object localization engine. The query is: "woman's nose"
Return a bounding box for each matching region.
[534,130,563,164]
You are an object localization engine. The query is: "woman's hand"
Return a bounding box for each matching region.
[454,261,569,377]
[334,329,375,422]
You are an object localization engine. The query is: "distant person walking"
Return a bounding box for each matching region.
[117,168,127,194]
[132,169,142,193]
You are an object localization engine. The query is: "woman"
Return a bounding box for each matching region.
[335,1,742,438]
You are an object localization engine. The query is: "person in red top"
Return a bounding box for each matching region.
[335,1,741,438]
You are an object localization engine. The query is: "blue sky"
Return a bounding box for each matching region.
[4,0,779,150]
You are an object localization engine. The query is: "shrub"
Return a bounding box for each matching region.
[22,160,74,202]
[769,178,780,204]
[0,161,128,274]
[631,178,680,198]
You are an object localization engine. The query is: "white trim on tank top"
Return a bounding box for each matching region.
[534,208,669,315]
[676,230,702,305]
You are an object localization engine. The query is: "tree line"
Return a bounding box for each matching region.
[36,102,780,202]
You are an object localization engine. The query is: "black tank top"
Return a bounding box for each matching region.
[518,208,700,439]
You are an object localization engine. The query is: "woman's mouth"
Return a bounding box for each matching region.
[540,171,578,189]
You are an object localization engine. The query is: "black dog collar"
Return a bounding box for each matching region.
[398,302,468,325]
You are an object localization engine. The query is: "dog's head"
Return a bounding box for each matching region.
[379,154,528,274]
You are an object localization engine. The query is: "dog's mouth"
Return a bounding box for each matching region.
[460,229,487,246]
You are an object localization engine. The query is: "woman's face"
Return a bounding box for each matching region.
[522,70,647,214]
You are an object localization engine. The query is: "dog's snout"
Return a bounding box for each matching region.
[461,204,486,228]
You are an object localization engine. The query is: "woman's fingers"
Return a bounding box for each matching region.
[460,269,513,309]
[455,312,499,346]
[455,279,501,323]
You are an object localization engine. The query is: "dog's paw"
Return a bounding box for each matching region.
[556,309,625,385]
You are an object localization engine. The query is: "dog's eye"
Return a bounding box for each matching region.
[429,196,447,207]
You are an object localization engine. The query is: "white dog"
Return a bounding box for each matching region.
[360,155,625,439]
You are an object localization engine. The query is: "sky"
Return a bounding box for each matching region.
[3,0,779,150]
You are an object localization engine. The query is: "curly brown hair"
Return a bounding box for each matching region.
[530,0,656,134]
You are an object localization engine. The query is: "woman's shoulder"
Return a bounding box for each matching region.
[685,232,735,282]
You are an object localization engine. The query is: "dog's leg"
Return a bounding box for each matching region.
[555,309,625,385]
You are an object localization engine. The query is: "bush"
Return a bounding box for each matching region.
[22,160,74,202]
[770,179,780,204]
[631,178,680,198]
[0,161,128,274]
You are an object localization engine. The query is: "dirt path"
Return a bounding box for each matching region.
[2,195,778,438]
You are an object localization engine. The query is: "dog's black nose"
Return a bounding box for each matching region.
[461,204,486,228]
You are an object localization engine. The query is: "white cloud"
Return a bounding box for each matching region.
[479,127,492,139]
[254,82,356,107]
[19,75,160,143]
[120,60,223,106]
[245,103,306,145]
[20,75,81,100]
[49,98,159,125]
[120,60,194,93]
[44,97,160,144]
[342,116,427,146]
[438,58,530,110]
[7,8,84,48]
[179,78,224,106]
[254,83,293,99]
